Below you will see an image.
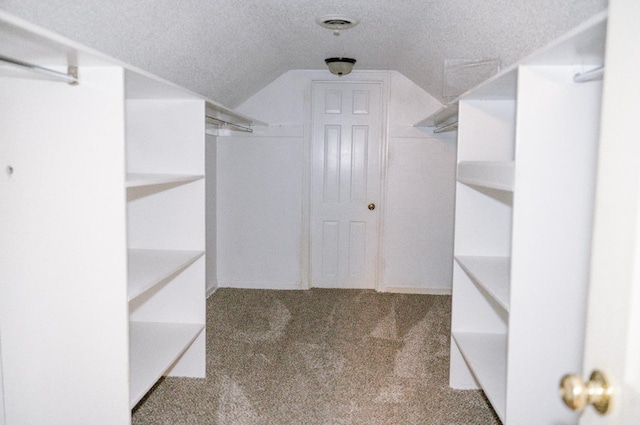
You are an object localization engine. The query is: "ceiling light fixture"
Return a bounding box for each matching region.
[325,57,356,76]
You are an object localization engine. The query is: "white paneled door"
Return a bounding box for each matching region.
[576,0,640,423]
[311,82,383,289]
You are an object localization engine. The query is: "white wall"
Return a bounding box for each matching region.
[217,135,305,289]
[216,70,456,293]
[383,74,457,293]
[383,136,457,293]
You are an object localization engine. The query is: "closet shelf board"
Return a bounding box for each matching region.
[458,161,515,192]
[129,322,204,408]
[455,256,511,312]
[125,173,204,188]
[128,249,204,302]
[453,332,507,422]
[414,103,459,128]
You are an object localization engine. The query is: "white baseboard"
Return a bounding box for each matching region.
[206,279,218,298]
[218,280,305,290]
[311,283,375,290]
[206,286,218,298]
[379,286,452,295]
[215,281,451,295]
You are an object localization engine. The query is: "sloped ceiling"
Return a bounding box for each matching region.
[0,0,606,108]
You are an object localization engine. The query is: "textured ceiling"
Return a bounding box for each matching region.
[0,0,606,108]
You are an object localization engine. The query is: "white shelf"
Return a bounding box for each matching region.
[453,332,507,422]
[128,249,204,301]
[205,101,268,128]
[455,256,511,312]
[458,161,515,191]
[125,173,204,188]
[125,70,267,127]
[414,103,459,128]
[129,321,204,407]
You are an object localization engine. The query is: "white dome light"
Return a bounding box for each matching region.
[325,58,356,76]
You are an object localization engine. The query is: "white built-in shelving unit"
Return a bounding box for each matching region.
[0,10,262,424]
[125,91,207,408]
[416,11,607,425]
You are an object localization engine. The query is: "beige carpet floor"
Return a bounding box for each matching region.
[132,288,500,425]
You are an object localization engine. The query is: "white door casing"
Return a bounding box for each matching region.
[310,82,383,289]
[579,0,640,423]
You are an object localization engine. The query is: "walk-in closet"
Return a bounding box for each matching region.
[1,1,639,424]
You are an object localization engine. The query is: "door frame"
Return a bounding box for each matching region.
[301,71,391,290]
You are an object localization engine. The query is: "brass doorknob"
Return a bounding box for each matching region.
[368,203,375,210]
[559,370,612,415]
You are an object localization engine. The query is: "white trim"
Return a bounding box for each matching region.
[311,282,375,290]
[217,125,304,138]
[300,77,312,289]
[379,286,452,295]
[206,283,218,298]
[376,73,391,292]
[218,280,305,290]
[214,281,450,295]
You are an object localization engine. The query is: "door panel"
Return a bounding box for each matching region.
[322,221,340,278]
[311,82,382,288]
[348,221,367,278]
[323,125,341,202]
[325,90,342,114]
[350,126,368,202]
[352,90,370,114]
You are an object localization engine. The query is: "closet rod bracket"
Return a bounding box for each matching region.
[68,65,79,85]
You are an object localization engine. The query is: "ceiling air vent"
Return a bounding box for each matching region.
[316,15,359,35]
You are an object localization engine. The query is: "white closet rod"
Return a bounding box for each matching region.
[0,54,78,85]
[574,66,604,83]
[206,116,253,133]
[434,121,458,134]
